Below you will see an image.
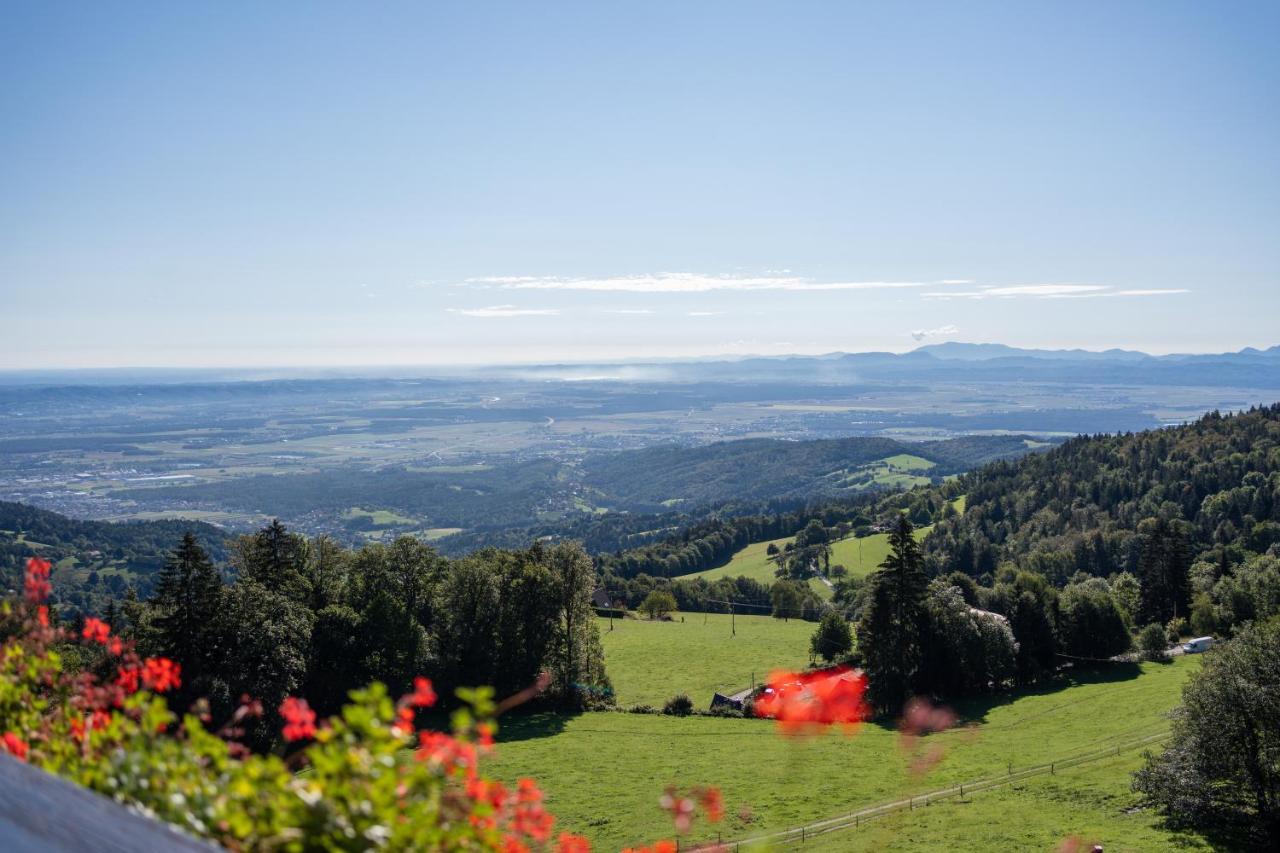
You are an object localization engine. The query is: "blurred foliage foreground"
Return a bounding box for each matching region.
[0,555,642,851]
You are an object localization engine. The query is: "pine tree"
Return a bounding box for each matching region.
[152,532,223,694]
[858,514,928,714]
[236,519,311,603]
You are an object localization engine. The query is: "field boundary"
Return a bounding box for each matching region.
[720,728,1172,850]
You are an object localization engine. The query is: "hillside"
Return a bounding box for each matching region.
[927,404,1280,580]
[0,501,229,614]
[578,434,1039,509]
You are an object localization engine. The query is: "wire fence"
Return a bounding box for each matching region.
[706,727,1172,850]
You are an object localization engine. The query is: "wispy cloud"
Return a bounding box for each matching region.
[467,273,966,293]
[445,304,560,318]
[911,324,959,341]
[601,308,656,315]
[922,284,1190,300]
[687,310,726,317]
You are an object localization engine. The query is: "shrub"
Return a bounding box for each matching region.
[1138,623,1169,662]
[639,590,677,620]
[809,609,853,663]
[1165,616,1189,644]
[662,694,694,716]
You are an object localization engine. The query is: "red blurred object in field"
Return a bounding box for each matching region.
[897,696,961,777]
[753,666,869,734]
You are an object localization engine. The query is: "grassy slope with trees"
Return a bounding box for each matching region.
[487,659,1202,850]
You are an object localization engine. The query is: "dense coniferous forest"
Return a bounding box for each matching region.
[928,405,1280,581]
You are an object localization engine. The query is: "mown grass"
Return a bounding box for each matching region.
[598,613,815,708]
[805,750,1211,852]
[486,658,1200,851]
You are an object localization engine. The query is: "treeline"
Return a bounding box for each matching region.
[119,522,609,740]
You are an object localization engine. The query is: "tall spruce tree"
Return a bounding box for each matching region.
[1137,517,1191,625]
[858,514,929,714]
[152,532,223,696]
[235,519,311,603]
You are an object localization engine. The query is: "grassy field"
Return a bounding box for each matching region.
[343,506,418,526]
[804,749,1210,851]
[598,613,815,708]
[690,525,933,588]
[689,495,964,586]
[486,658,1202,851]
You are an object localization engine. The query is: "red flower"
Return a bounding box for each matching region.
[476,721,495,749]
[24,557,52,604]
[117,665,141,694]
[141,657,181,693]
[279,696,317,742]
[392,705,416,735]
[512,777,554,841]
[502,837,531,853]
[108,637,124,657]
[82,617,111,645]
[754,666,869,734]
[557,833,591,853]
[699,786,724,823]
[2,732,28,761]
[36,606,49,628]
[416,730,477,775]
[622,843,677,853]
[409,676,437,708]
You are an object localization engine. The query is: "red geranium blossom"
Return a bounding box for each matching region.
[753,665,869,734]
[557,833,591,853]
[82,617,111,645]
[2,732,28,761]
[409,676,437,708]
[141,657,181,693]
[24,557,51,604]
[622,842,677,853]
[279,696,317,741]
[117,665,141,694]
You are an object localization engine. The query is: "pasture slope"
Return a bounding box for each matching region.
[597,613,814,708]
[487,658,1205,851]
[686,496,965,591]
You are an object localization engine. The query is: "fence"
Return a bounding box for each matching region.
[711,727,1172,850]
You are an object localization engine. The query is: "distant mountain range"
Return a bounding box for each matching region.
[493,343,1280,388]
[2,343,1277,388]
[915,341,1280,362]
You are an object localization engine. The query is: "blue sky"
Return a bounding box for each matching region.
[2,1,1278,368]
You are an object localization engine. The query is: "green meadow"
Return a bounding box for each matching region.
[486,658,1202,851]
[802,750,1210,852]
[598,613,816,708]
